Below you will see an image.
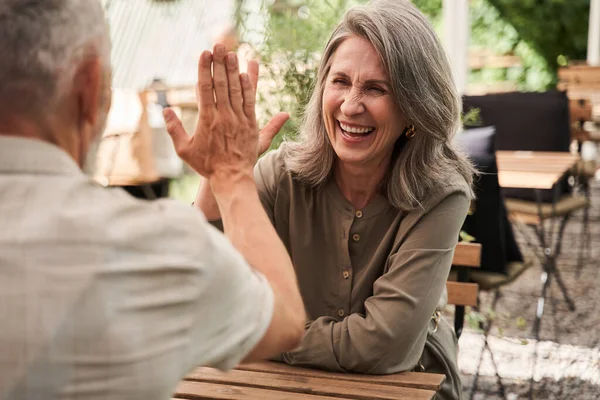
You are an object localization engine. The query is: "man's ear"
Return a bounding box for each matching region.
[72,55,103,128]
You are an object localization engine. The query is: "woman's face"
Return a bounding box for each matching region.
[323,35,406,169]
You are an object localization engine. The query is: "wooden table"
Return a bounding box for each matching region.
[496,150,580,190]
[495,150,581,337]
[173,361,444,400]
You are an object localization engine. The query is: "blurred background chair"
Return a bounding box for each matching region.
[454,126,530,288]
[463,91,590,278]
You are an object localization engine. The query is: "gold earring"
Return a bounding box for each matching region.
[404,125,416,138]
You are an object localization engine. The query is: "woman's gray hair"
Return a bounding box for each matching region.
[0,0,110,122]
[283,0,475,211]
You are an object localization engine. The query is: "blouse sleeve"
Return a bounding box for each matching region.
[280,190,470,374]
[207,147,284,231]
[253,148,285,226]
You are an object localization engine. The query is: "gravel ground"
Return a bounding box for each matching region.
[456,180,600,400]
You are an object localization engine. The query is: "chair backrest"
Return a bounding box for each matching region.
[458,150,524,274]
[446,242,482,338]
[463,90,572,202]
[463,91,571,153]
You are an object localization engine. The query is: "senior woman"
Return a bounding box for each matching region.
[169,0,474,399]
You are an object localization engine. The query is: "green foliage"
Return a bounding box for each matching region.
[413,0,590,91]
[411,0,442,29]
[488,0,589,76]
[471,0,556,91]
[413,0,559,91]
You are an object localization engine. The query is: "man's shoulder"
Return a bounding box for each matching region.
[61,179,211,254]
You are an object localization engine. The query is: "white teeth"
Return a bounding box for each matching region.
[339,122,374,134]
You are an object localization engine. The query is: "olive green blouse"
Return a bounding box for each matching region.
[212,143,470,400]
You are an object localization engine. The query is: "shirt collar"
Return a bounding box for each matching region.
[324,176,391,219]
[0,135,83,177]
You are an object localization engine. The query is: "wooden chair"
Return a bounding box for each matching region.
[446,242,482,338]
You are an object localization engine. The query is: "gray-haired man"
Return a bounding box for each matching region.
[0,1,304,399]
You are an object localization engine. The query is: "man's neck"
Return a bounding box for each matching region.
[0,117,81,166]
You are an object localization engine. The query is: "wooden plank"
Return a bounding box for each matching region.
[495,153,580,167]
[497,171,564,189]
[185,369,435,400]
[446,282,479,307]
[496,150,579,163]
[570,99,594,122]
[558,66,600,85]
[175,380,352,400]
[453,243,481,268]
[507,210,540,226]
[495,151,579,189]
[495,154,579,163]
[234,361,445,392]
[496,156,579,164]
[493,163,575,173]
[557,83,600,99]
[469,53,521,70]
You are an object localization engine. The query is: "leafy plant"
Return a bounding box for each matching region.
[487,0,589,76]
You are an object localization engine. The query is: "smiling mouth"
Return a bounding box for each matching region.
[338,121,375,139]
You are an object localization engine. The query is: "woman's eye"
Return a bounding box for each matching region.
[333,78,349,85]
[368,86,386,94]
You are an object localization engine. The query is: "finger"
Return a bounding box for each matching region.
[226,52,243,115]
[212,43,231,110]
[197,51,215,111]
[241,73,257,122]
[163,108,189,155]
[260,112,289,140]
[247,59,259,90]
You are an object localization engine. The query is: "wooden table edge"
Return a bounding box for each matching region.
[234,362,445,391]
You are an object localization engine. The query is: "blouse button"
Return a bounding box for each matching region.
[342,270,350,279]
[352,233,360,242]
[355,210,363,218]
[338,309,345,317]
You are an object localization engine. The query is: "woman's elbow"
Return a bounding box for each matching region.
[338,339,422,374]
[280,314,305,352]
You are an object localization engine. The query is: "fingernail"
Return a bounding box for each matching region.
[215,44,225,55]
[241,74,249,84]
[227,53,236,67]
[162,109,171,120]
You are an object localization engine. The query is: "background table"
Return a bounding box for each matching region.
[496,150,580,190]
[173,361,445,400]
[495,150,581,337]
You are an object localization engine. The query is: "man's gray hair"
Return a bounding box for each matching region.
[0,0,109,121]
[282,0,475,211]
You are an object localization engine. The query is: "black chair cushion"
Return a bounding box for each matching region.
[457,128,523,275]
[456,126,496,157]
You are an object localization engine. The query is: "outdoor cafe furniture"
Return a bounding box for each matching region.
[93,87,197,199]
[495,150,587,338]
[448,242,482,338]
[172,361,445,400]
[463,90,572,204]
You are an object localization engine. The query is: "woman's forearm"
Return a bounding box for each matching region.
[194,177,221,221]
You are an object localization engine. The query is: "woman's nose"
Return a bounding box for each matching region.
[340,89,365,116]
